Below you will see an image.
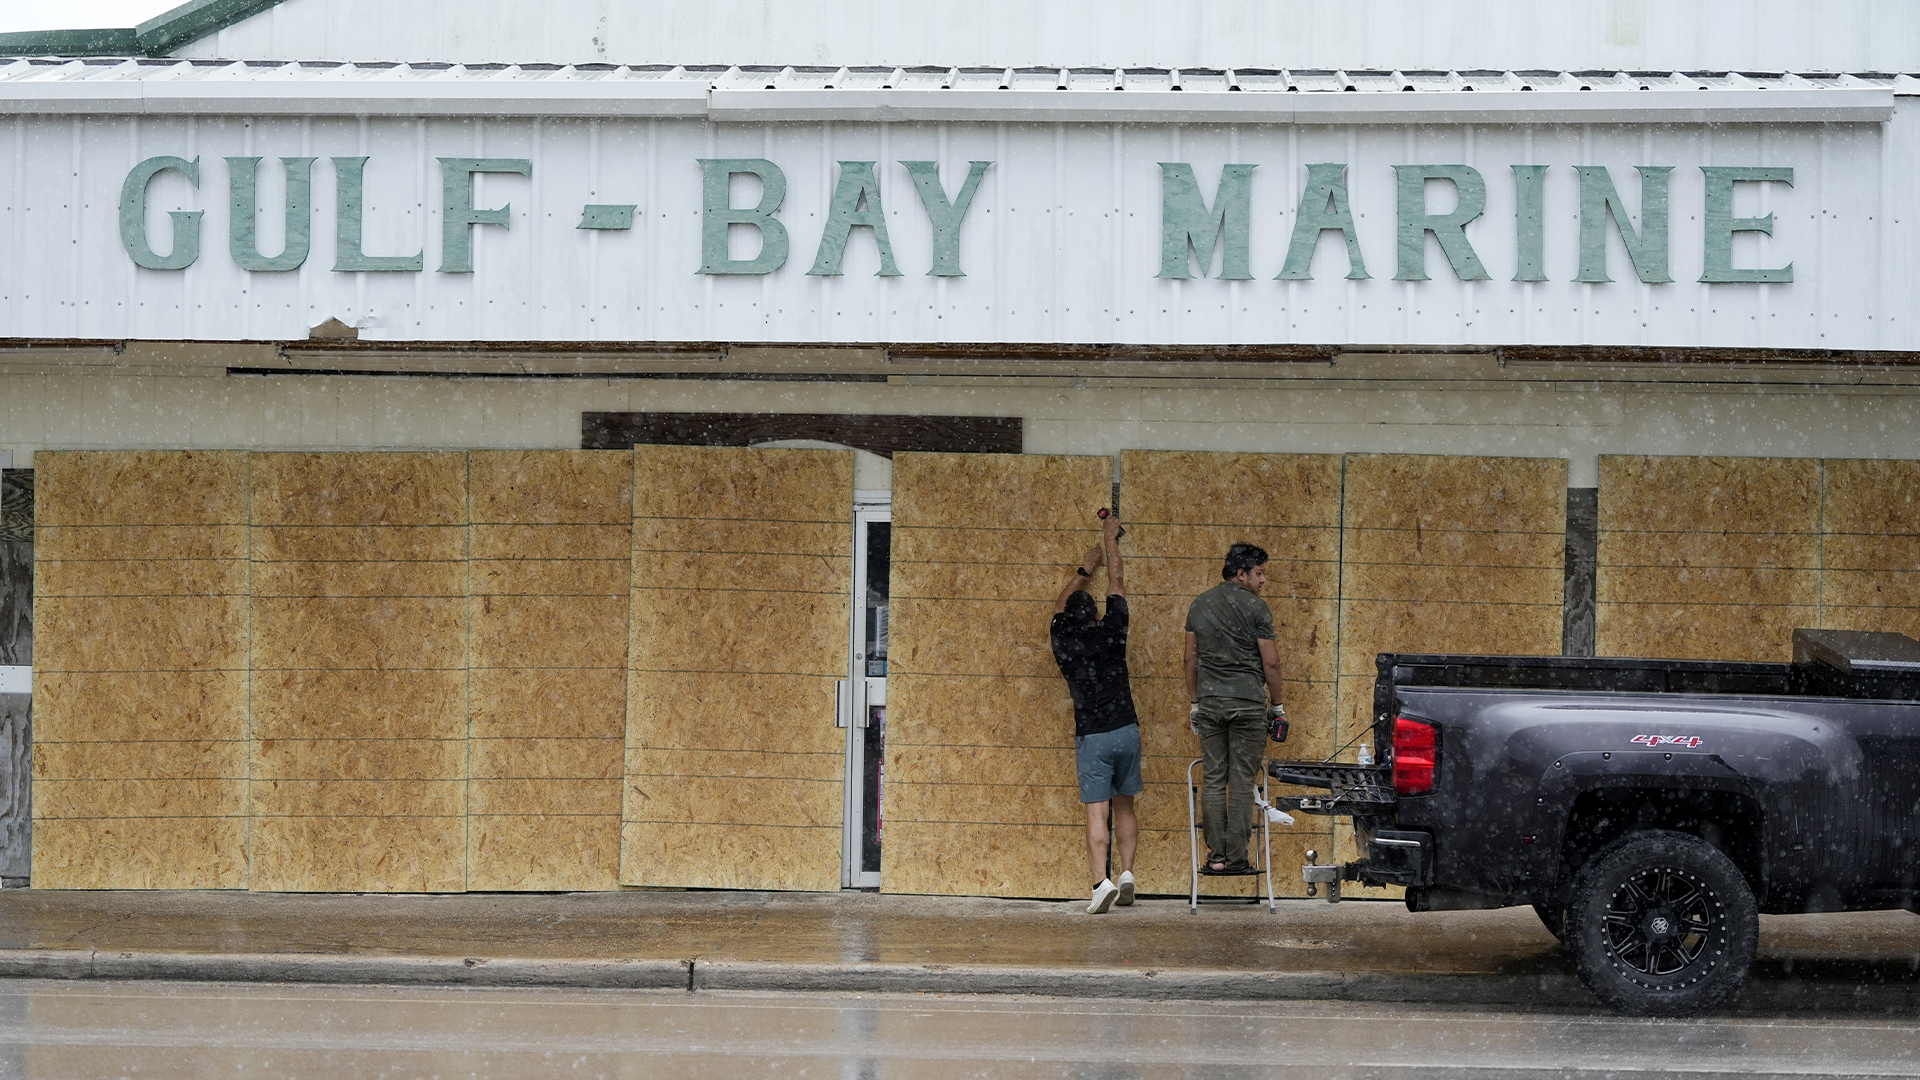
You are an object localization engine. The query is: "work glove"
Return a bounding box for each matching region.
[1189,701,1201,735]
[1266,703,1289,743]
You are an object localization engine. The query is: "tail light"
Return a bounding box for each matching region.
[1392,717,1437,795]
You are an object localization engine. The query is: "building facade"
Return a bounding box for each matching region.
[1,0,1918,898]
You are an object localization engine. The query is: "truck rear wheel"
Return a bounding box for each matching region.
[1566,831,1757,1017]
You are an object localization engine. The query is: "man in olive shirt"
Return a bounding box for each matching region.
[1184,542,1286,874]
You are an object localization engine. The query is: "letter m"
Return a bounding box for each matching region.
[1157,163,1254,279]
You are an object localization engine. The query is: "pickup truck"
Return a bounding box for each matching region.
[1267,627,1920,1017]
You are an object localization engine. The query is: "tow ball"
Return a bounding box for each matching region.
[1302,848,1342,903]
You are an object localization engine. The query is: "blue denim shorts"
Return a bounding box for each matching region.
[1075,723,1144,803]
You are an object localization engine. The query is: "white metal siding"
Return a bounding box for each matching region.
[172,0,1920,73]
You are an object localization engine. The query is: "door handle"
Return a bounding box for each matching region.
[835,679,849,728]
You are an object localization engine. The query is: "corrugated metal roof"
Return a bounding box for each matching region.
[3,57,1916,93]
[0,59,1898,123]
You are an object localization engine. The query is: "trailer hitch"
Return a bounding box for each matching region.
[1302,848,1343,902]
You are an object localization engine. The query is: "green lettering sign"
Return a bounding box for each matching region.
[698,158,788,275]
[1512,164,1548,282]
[119,155,202,271]
[438,157,531,273]
[1156,162,1254,280]
[1394,165,1489,281]
[1576,165,1673,284]
[809,161,901,277]
[902,160,991,277]
[1278,164,1369,281]
[332,157,423,272]
[1700,166,1794,283]
[227,156,314,272]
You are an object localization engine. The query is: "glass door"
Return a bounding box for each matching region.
[841,503,890,888]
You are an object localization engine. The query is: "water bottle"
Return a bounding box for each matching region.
[1356,742,1374,766]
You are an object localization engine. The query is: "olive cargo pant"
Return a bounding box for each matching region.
[1195,696,1268,867]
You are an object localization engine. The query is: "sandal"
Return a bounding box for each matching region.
[1200,857,1257,876]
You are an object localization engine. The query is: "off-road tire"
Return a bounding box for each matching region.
[1567,831,1757,1017]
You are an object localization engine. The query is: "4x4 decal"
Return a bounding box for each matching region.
[1631,734,1703,749]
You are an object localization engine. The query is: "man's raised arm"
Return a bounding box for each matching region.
[1054,538,1107,614]
[1102,514,1125,598]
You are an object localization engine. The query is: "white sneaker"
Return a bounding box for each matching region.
[1087,878,1119,914]
[1115,870,1136,906]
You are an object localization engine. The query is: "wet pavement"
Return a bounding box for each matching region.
[3,979,1919,1079]
[0,888,1916,1014]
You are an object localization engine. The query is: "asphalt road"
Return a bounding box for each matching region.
[1,978,1916,1079]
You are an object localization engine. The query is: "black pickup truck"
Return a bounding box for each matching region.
[1267,628,1920,1017]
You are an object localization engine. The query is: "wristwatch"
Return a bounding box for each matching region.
[1074,566,1089,578]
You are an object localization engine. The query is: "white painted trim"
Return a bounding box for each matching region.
[0,667,29,695]
[0,80,1891,124]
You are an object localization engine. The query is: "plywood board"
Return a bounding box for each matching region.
[470,450,635,526]
[882,452,1111,900]
[622,446,852,891]
[1598,456,1820,662]
[468,814,620,892]
[249,451,470,892]
[1338,455,1565,781]
[1820,460,1920,640]
[31,451,250,890]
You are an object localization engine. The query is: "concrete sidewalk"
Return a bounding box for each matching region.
[1,888,1916,1014]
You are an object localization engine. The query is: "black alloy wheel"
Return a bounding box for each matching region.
[1566,831,1758,1017]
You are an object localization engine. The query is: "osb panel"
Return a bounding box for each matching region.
[473,523,634,561]
[33,595,248,673]
[34,739,247,780]
[253,525,466,563]
[470,559,629,597]
[629,588,844,675]
[888,598,1062,679]
[470,594,629,669]
[626,673,839,750]
[893,453,1110,531]
[1824,459,1920,535]
[629,748,844,783]
[251,597,467,670]
[1599,530,1821,571]
[34,524,249,562]
[883,675,1074,748]
[250,452,466,527]
[883,744,1077,788]
[1822,571,1920,609]
[35,558,249,598]
[619,822,841,891]
[1342,565,1565,606]
[893,561,1106,604]
[31,671,247,743]
[1597,566,1820,607]
[32,817,248,890]
[34,451,249,527]
[1335,601,1564,676]
[249,816,466,892]
[889,782,1083,826]
[892,526,1108,568]
[631,519,844,557]
[250,670,467,741]
[251,560,465,598]
[470,450,634,525]
[468,777,622,817]
[469,668,627,739]
[1598,456,1821,535]
[468,815,620,892]
[34,778,247,819]
[248,778,466,818]
[470,737,622,780]
[878,822,1085,898]
[1126,551,1340,602]
[251,738,466,781]
[1822,606,1920,640]
[633,445,854,522]
[1344,455,1567,533]
[1119,451,1344,528]
[1823,535,1920,573]
[1596,603,1815,662]
[632,550,849,594]
[625,774,840,827]
[1340,527,1563,569]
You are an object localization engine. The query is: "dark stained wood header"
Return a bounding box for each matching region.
[582,412,1023,458]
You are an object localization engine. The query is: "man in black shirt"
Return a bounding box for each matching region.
[1049,513,1140,914]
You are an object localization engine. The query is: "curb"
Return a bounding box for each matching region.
[2,950,1914,1014]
